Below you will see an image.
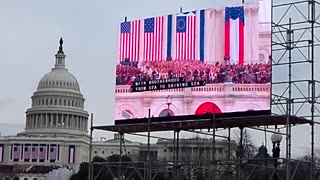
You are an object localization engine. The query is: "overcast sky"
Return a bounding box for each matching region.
[0,0,319,158]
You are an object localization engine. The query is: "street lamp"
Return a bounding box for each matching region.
[166,95,172,116]
[271,130,282,157]
[271,129,282,180]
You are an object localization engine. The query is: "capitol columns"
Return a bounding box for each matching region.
[242,2,261,64]
[215,8,225,64]
[205,8,221,64]
[244,6,252,64]
[251,5,260,64]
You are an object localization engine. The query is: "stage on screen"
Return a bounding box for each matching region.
[115,0,271,122]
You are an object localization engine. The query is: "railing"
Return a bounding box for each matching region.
[89,158,320,180]
[191,85,225,92]
[115,84,270,94]
[232,84,270,93]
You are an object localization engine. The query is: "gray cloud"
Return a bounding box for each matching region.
[0,97,14,108]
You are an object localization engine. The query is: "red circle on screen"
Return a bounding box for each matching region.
[195,102,222,115]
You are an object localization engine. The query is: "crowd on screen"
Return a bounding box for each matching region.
[115,59,271,85]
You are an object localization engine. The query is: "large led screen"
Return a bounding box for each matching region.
[115,0,271,120]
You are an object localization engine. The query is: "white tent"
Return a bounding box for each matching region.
[45,167,73,180]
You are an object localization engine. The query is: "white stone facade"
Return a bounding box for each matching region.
[0,136,89,166]
[115,83,270,119]
[156,138,237,162]
[90,135,237,164]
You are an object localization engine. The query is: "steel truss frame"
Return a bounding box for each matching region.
[272,0,320,179]
[87,0,320,180]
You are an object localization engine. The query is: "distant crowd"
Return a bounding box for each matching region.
[116,60,271,85]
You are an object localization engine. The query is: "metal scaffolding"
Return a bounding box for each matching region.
[87,0,320,179]
[272,0,320,179]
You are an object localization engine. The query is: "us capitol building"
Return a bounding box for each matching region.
[0,39,234,180]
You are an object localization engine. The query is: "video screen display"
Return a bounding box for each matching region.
[115,0,271,120]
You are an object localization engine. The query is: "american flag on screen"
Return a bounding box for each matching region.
[118,20,141,63]
[143,16,164,61]
[175,11,196,60]
[224,6,245,64]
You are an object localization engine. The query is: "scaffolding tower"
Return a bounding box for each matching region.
[272,0,320,179]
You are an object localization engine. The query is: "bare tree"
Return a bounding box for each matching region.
[178,135,238,180]
[242,129,257,158]
[233,128,257,159]
[178,135,212,163]
[282,150,320,180]
[298,149,320,163]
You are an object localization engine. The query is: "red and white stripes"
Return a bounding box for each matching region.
[143,16,164,61]
[175,13,197,60]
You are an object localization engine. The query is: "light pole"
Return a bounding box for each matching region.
[271,129,282,180]
[166,95,172,116]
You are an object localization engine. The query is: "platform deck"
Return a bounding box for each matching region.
[93,115,311,133]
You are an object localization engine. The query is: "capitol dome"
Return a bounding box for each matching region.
[37,67,80,91]
[20,38,89,138]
